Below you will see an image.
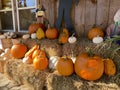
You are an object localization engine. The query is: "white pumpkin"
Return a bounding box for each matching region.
[22,34,30,39]
[4,48,11,54]
[68,33,77,43]
[23,57,28,63]
[92,36,103,44]
[49,56,59,70]
[31,33,37,39]
[71,56,76,63]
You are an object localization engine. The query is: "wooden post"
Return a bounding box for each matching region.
[0,0,1,30]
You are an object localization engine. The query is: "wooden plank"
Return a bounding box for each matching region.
[84,0,97,36]
[96,0,110,30]
[41,0,55,27]
[71,3,75,33]
[74,0,86,37]
[0,0,2,30]
[0,16,1,30]
[54,0,58,26]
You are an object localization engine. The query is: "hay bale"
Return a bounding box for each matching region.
[46,72,120,90]
[22,39,38,49]
[62,42,79,57]
[39,39,62,57]
[22,39,62,58]
[4,60,49,90]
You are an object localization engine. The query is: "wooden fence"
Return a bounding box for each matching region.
[40,0,120,37]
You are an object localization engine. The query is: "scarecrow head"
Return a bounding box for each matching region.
[36,5,46,18]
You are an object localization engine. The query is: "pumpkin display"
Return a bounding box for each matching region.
[68,33,77,43]
[58,28,69,44]
[92,36,103,44]
[36,28,45,39]
[104,59,116,76]
[88,27,104,40]
[33,54,48,70]
[74,52,104,81]
[45,26,58,39]
[28,23,45,34]
[56,56,74,76]
[11,44,27,59]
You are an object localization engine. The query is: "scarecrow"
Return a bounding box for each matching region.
[106,9,120,45]
[55,0,79,36]
[36,5,49,30]
[36,5,46,23]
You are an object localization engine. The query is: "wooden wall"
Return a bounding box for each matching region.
[40,0,120,37]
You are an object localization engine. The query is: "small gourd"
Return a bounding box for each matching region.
[92,36,103,44]
[36,28,45,39]
[58,28,69,44]
[104,59,116,76]
[31,33,37,39]
[22,34,30,39]
[68,33,77,43]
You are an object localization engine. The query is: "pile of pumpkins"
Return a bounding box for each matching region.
[88,27,105,44]
[11,44,48,70]
[22,23,77,44]
[10,43,116,81]
[56,52,116,81]
[9,25,116,81]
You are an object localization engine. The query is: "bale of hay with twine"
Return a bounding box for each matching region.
[46,37,120,90]
[4,60,49,90]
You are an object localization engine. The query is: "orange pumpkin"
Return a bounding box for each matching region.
[11,44,27,59]
[58,28,69,44]
[104,59,116,76]
[45,26,58,39]
[74,52,104,81]
[33,55,48,70]
[56,56,74,76]
[88,27,104,40]
[28,23,45,34]
[32,49,46,59]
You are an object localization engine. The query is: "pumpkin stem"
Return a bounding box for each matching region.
[62,55,68,60]
[86,47,94,57]
[72,33,75,37]
[47,24,51,29]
